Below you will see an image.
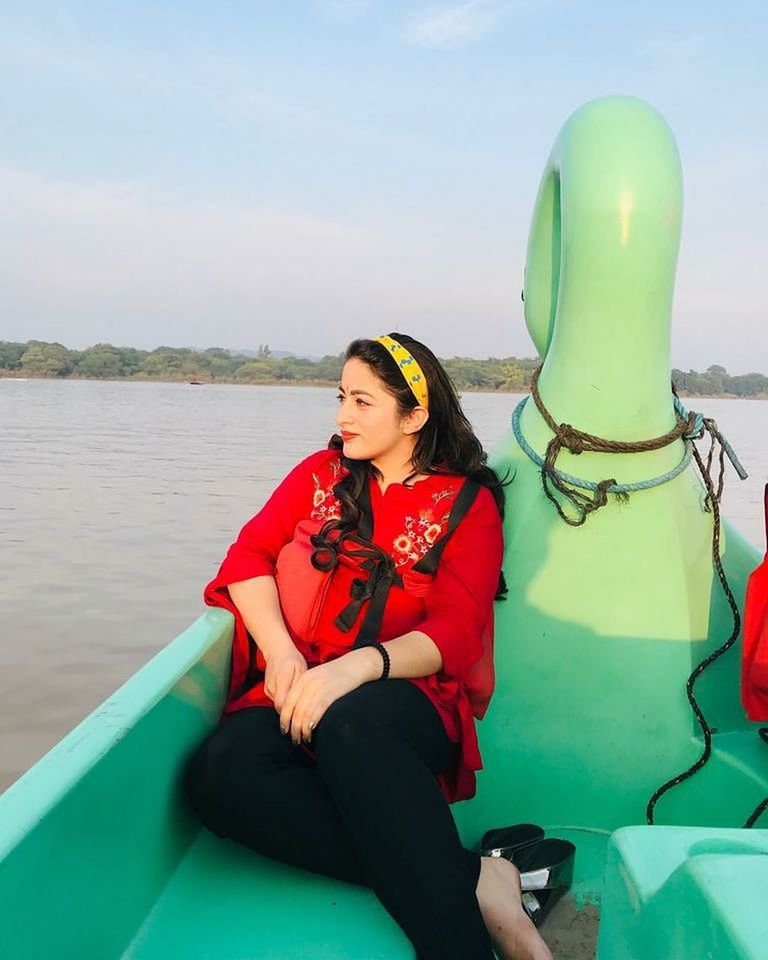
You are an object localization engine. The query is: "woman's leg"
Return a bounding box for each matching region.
[184,684,501,959]
[312,679,496,960]
[183,705,368,885]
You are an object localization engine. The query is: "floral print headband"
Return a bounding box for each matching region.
[374,335,429,409]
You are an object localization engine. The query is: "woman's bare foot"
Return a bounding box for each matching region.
[476,855,554,960]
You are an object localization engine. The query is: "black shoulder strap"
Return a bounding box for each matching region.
[412,479,481,575]
[345,477,483,649]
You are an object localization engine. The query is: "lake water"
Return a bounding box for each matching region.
[1,378,766,792]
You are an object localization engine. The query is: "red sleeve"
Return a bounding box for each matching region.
[204,449,333,598]
[417,485,503,681]
[203,449,339,705]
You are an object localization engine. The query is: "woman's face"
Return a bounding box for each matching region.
[335,357,424,466]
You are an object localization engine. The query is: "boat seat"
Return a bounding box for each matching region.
[0,613,421,960]
[122,829,412,959]
[596,825,768,960]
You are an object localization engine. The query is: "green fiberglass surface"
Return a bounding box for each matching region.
[1,97,766,959]
[480,96,766,827]
[598,827,768,960]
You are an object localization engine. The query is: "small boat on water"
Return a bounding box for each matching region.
[188,380,205,385]
[1,97,766,960]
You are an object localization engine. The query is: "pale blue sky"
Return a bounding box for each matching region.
[1,1,766,370]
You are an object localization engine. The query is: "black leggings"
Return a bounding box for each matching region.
[183,679,495,960]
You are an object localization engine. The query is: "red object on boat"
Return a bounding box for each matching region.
[742,483,768,721]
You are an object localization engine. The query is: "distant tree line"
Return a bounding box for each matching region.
[1,342,766,397]
[671,364,768,398]
[0,340,343,384]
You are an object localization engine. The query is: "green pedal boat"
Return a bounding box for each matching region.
[2,97,766,960]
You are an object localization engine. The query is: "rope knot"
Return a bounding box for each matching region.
[557,423,586,454]
[683,411,704,440]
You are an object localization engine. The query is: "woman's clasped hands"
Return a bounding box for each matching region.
[263,644,307,713]
[265,642,376,746]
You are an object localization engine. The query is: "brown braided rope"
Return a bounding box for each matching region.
[530,365,702,526]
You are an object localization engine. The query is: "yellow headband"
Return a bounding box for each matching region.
[374,335,429,409]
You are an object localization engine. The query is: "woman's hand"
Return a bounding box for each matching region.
[264,645,308,712]
[279,648,379,745]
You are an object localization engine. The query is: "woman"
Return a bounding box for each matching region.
[184,334,553,960]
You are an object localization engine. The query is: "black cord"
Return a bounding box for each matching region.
[646,420,742,824]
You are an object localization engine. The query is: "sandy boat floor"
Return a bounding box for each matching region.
[539,895,600,960]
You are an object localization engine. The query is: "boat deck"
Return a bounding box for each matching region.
[120,829,600,959]
[542,896,599,959]
[123,830,426,959]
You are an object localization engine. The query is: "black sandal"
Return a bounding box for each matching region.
[521,888,561,928]
[478,822,544,858]
[479,826,576,928]
[510,838,576,893]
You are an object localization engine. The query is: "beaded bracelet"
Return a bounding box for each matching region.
[371,641,390,681]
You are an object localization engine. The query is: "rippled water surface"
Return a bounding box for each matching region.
[1,379,766,791]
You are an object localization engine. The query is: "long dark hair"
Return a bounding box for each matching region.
[317,333,509,597]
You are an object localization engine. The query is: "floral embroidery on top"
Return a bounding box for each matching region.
[391,486,459,567]
[310,458,345,522]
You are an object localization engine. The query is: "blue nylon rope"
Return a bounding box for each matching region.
[511,396,697,493]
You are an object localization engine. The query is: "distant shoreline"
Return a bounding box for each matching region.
[2,371,765,400]
[4,340,766,399]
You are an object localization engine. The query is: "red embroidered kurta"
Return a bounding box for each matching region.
[204,448,504,803]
